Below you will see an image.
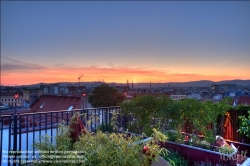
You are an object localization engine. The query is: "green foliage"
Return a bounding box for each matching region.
[73,131,153,166]
[238,110,250,138]
[156,96,183,132]
[177,98,231,146]
[161,149,188,166]
[164,131,180,142]
[152,128,168,143]
[120,95,181,135]
[120,95,159,135]
[32,115,167,166]
[120,95,231,149]
[230,104,250,113]
[97,110,119,132]
[218,146,234,155]
[32,122,75,166]
[88,84,125,107]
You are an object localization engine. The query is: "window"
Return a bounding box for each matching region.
[40,102,46,108]
[68,106,74,111]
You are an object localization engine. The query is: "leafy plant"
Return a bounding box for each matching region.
[120,95,159,135]
[164,130,180,142]
[238,110,250,138]
[218,146,235,155]
[179,98,230,147]
[32,113,168,166]
[161,149,188,166]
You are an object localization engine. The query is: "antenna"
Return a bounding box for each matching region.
[78,74,83,86]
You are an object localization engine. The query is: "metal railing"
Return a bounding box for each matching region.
[0,106,124,166]
[1,106,249,165]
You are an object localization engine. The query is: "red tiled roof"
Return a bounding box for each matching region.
[237,96,250,105]
[30,95,82,112]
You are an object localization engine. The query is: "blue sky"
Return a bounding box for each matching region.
[1,1,250,85]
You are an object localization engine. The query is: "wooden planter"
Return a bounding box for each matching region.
[163,141,248,165]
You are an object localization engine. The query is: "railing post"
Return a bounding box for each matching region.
[13,114,18,166]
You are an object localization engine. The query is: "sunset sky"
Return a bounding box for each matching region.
[1,1,250,86]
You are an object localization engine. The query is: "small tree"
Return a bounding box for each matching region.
[120,95,158,135]
[88,84,125,107]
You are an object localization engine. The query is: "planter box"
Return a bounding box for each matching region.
[163,141,247,165]
[226,140,250,157]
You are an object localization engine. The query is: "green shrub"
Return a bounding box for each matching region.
[32,114,168,166]
[164,131,180,142]
[161,149,188,166]
[238,110,250,138]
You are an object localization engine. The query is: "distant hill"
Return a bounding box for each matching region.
[217,79,250,85]
[119,80,250,88]
[19,80,250,88]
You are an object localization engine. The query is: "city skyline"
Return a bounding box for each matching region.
[1,1,250,86]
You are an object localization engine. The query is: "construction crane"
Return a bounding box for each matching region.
[78,74,83,86]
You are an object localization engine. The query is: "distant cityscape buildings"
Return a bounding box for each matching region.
[0,81,250,115]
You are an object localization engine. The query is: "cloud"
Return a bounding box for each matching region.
[1,64,45,71]
[54,63,65,67]
[1,57,47,71]
[108,63,114,68]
